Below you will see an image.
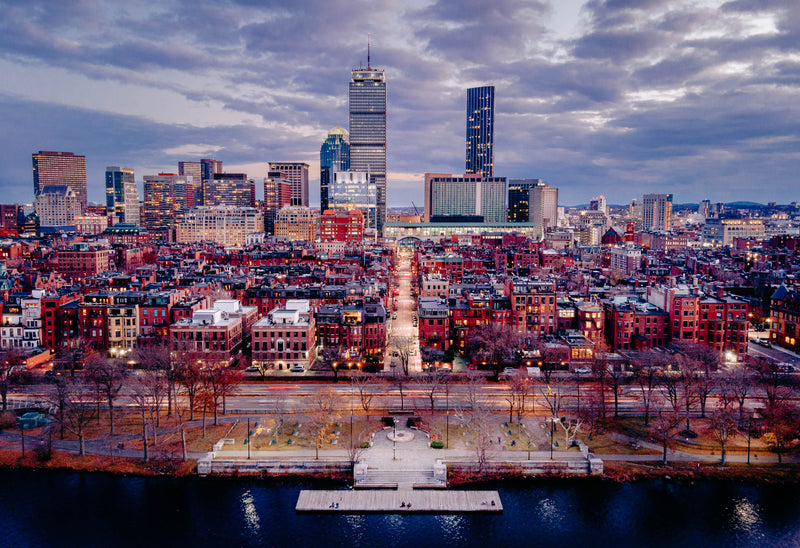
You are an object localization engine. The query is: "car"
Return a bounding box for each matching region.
[290,365,305,373]
[575,367,591,374]
[245,366,259,373]
[392,313,397,320]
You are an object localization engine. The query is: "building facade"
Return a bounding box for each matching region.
[320,210,364,243]
[349,66,386,234]
[34,186,81,228]
[32,151,87,212]
[642,193,673,231]
[268,162,309,207]
[320,127,350,212]
[203,173,255,208]
[252,300,315,371]
[423,173,507,223]
[142,174,193,235]
[174,206,264,247]
[105,166,140,225]
[330,170,377,230]
[274,206,318,242]
[465,85,495,178]
[263,175,292,234]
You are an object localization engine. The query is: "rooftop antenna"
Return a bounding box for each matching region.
[367,33,371,70]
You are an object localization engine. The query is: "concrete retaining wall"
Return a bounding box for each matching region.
[446,456,603,476]
[197,454,352,477]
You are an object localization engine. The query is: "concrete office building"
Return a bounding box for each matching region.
[423,173,507,223]
[32,151,87,212]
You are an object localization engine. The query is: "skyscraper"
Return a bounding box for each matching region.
[143,173,193,235]
[465,86,495,178]
[349,60,386,234]
[178,161,202,207]
[530,182,558,239]
[200,159,223,205]
[268,162,309,207]
[203,173,255,208]
[263,173,292,234]
[320,127,350,212]
[508,179,557,239]
[507,178,543,223]
[105,166,140,226]
[32,151,87,212]
[642,193,673,231]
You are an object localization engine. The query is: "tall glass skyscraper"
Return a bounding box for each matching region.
[466,86,495,178]
[105,166,140,225]
[349,64,386,234]
[320,127,350,212]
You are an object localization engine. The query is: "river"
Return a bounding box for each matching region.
[1,470,799,547]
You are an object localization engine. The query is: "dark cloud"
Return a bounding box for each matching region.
[0,0,799,207]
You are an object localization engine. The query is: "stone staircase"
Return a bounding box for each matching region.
[355,468,446,489]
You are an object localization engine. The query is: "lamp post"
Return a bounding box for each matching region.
[746,414,752,465]
[350,377,354,455]
[445,382,450,450]
[247,417,251,460]
[392,418,397,461]
[550,417,555,460]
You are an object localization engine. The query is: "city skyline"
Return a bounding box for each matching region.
[1,1,800,207]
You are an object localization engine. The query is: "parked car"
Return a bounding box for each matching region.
[290,365,305,373]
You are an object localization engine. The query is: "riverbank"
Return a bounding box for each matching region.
[2,446,798,486]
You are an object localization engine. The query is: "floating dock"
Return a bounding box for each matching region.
[296,489,502,513]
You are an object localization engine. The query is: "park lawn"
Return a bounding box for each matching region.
[580,432,660,455]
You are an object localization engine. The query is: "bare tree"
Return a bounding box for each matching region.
[652,401,679,465]
[465,324,521,381]
[761,402,800,464]
[352,372,379,414]
[708,407,737,465]
[558,416,583,447]
[675,342,719,419]
[388,336,414,376]
[134,342,175,416]
[307,388,341,460]
[631,353,661,426]
[85,355,127,435]
[317,344,344,382]
[390,369,409,411]
[271,387,290,445]
[540,378,568,422]
[51,378,96,456]
[130,368,167,460]
[175,356,203,421]
[727,367,752,424]
[415,371,448,414]
[749,356,791,409]
[0,349,25,411]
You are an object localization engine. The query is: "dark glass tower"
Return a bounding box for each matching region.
[320,127,350,212]
[466,86,495,178]
[350,63,386,234]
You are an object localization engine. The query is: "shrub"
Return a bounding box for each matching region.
[359,441,370,449]
[430,441,444,449]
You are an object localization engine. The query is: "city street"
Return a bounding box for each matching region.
[384,249,422,373]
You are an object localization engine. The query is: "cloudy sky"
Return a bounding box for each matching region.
[1,0,799,207]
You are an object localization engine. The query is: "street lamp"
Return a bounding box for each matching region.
[392,418,397,461]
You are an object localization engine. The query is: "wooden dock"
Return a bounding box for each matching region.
[296,489,502,513]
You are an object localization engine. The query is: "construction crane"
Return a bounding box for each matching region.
[411,202,421,216]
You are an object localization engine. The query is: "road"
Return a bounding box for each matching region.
[10,378,794,418]
[384,249,422,373]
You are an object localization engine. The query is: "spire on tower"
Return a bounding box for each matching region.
[367,33,371,70]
